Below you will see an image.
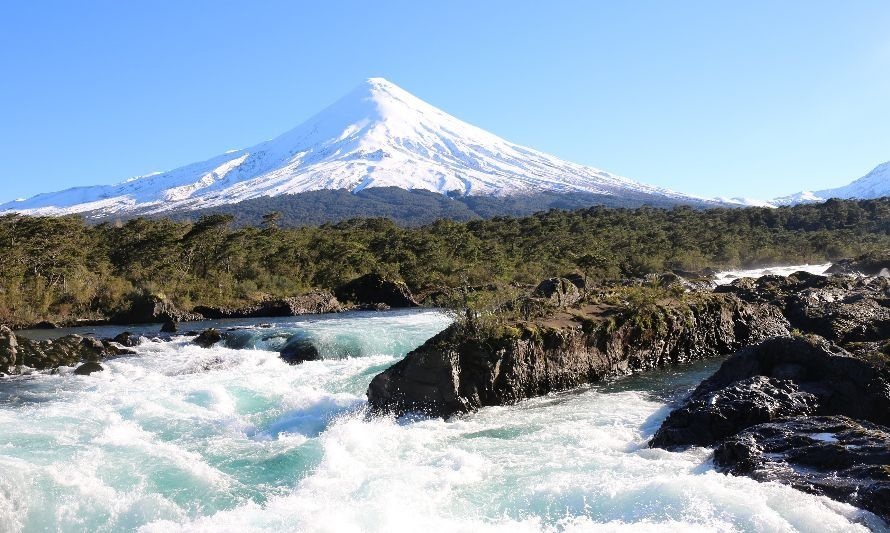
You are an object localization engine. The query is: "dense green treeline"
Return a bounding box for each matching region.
[1,198,888,325]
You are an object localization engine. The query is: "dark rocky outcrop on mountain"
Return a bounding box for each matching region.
[194,291,342,319]
[335,274,419,308]
[714,416,890,522]
[368,293,788,418]
[111,292,204,325]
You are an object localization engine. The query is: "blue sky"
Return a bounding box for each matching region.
[1,1,889,201]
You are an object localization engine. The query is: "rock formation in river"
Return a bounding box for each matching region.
[714,416,890,522]
[651,270,890,520]
[368,292,789,418]
[650,335,890,447]
[0,328,136,375]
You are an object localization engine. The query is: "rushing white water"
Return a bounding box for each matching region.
[713,264,832,285]
[0,309,885,532]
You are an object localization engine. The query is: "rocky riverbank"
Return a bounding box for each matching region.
[9,273,420,331]
[648,269,890,520]
[367,287,789,418]
[366,261,890,521]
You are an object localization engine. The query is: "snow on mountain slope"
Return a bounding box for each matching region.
[2,78,718,217]
[774,161,890,205]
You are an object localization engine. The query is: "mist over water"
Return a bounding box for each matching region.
[0,305,884,531]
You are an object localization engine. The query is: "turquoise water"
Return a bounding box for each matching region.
[0,309,884,532]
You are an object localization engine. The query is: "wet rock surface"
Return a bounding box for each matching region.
[0,328,137,374]
[650,375,819,448]
[193,329,223,348]
[279,336,321,364]
[73,361,105,376]
[112,331,140,348]
[714,416,890,522]
[368,294,789,418]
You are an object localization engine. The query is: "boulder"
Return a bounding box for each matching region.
[11,334,107,371]
[562,273,587,291]
[160,320,179,333]
[31,320,59,329]
[279,335,321,364]
[111,331,140,347]
[193,329,223,348]
[335,274,419,308]
[714,416,890,522]
[532,277,582,307]
[0,326,17,373]
[368,294,789,418]
[683,335,890,427]
[73,361,104,376]
[650,375,819,448]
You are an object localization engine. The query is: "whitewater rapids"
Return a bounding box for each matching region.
[0,276,885,531]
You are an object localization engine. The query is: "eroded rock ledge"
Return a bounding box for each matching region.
[367,293,788,418]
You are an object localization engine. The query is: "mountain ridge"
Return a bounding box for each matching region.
[2,78,724,217]
[774,161,890,205]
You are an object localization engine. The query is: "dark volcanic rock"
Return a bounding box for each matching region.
[368,294,789,418]
[193,329,223,348]
[0,325,17,373]
[31,321,59,330]
[279,335,321,364]
[532,278,582,308]
[73,361,104,375]
[7,333,109,372]
[650,376,819,448]
[714,416,890,522]
[194,291,341,319]
[111,332,140,347]
[335,274,419,308]
[160,320,179,333]
[717,272,890,346]
[686,335,890,428]
[827,251,890,277]
[112,292,204,325]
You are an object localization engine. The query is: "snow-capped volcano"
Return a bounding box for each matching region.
[2,78,717,217]
[775,161,890,204]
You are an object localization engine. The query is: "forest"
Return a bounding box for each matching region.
[1,197,888,326]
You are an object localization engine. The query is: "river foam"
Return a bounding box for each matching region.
[0,308,885,532]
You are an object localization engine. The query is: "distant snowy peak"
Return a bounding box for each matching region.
[774,161,890,205]
[3,77,719,217]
